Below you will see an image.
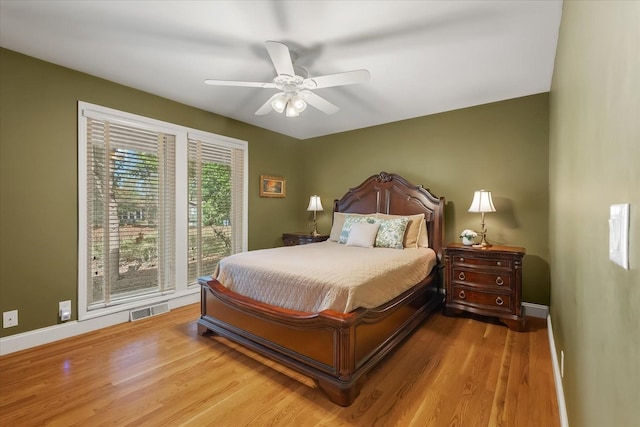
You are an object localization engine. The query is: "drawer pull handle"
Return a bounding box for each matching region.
[496,297,504,306]
[496,277,504,286]
[459,290,466,299]
[497,261,502,266]
[458,272,466,281]
[459,257,464,262]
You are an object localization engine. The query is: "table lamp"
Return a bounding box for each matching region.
[468,190,496,247]
[307,195,323,236]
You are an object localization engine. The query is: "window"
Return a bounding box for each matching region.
[187,133,245,284]
[84,118,176,306]
[78,102,247,320]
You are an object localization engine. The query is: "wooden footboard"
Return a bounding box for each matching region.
[197,268,443,406]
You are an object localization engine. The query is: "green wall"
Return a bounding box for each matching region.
[549,2,640,426]
[0,48,301,336]
[0,47,551,340]
[299,94,551,304]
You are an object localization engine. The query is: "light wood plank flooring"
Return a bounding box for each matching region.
[0,304,559,426]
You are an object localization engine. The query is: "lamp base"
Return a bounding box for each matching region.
[472,242,492,248]
[473,232,491,248]
[474,219,491,248]
[310,222,319,236]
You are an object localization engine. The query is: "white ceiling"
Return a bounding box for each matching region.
[0,0,562,140]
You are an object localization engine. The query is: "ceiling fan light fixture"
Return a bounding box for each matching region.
[271,92,306,117]
[285,101,299,117]
[290,95,307,113]
[271,95,287,113]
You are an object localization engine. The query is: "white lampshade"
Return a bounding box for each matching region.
[285,101,299,117]
[290,94,307,112]
[271,95,287,113]
[468,190,496,213]
[307,195,323,212]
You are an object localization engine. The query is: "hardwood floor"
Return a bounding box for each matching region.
[0,304,559,426]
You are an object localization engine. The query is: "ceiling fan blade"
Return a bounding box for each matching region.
[204,79,276,88]
[255,93,282,115]
[299,90,339,115]
[265,40,295,77]
[304,69,370,89]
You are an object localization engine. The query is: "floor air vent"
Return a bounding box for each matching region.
[129,302,170,322]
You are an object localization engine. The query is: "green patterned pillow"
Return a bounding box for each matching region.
[339,215,377,244]
[375,217,409,249]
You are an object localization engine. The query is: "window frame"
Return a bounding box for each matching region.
[78,101,248,321]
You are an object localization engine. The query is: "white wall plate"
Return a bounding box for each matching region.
[609,204,630,269]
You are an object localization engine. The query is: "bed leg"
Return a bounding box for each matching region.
[315,378,361,407]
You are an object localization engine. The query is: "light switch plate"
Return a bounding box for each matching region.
[609,204,630,269]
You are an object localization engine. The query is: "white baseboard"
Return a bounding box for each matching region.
[523,302,549,318]
[0,291,199,356]
[547,314,569,427]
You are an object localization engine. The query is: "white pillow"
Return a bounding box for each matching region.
[329,212,374,242]
[329,212,345,241]
[346,222,380,248]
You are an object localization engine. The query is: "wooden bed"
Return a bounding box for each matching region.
[197,172,445,406]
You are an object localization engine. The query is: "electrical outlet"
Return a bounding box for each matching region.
[3,310,18,328]
[560,350,565,378]
[59,300,72,321]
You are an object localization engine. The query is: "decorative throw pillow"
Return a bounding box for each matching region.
[339,215,377,244]
[345,222,380,248]
[375,217,409,249]
[376,213,425,248]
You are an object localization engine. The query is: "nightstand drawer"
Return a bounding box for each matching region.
[450,285,513,313]
[451,255,512,269]
[452,268,512,290]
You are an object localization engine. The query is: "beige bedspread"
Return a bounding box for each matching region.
[215,241,437,313]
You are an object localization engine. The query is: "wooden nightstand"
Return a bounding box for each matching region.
[443,243,526,331]
[282,232,329,246]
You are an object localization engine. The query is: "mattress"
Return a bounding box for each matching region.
[214,241,437,313]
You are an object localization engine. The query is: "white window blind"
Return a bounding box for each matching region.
[79,101,248,320]
[187,136,245,284]
[85,117,176,308]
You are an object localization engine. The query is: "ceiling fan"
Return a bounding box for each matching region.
[204,41,370,117]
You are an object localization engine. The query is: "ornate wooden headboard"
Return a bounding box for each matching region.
[333,171,445,260]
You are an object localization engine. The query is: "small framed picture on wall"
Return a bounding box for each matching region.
[259,175,286,198]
